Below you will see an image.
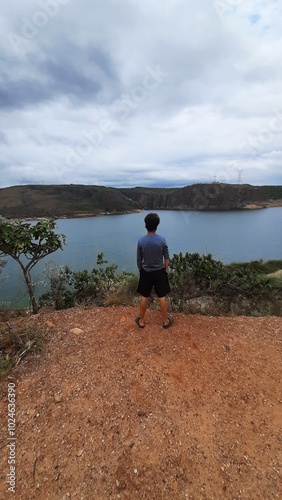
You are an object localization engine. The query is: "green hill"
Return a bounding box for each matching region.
[0,183,281,218]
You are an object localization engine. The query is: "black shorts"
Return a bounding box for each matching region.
[137,268,171,298]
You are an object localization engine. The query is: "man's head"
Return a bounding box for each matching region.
[144,213,160,232]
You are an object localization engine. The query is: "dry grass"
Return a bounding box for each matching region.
[0,320,47,380]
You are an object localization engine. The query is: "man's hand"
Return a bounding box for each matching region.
[165,259,169,272]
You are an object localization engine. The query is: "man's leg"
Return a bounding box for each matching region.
[159,297,169,325]
[139,296,148,327]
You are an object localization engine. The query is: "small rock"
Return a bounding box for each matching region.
[172,481,178,492]
[70,328,84,335]
[54,394,62,403]
[137,410,147,417]
[76,449,84,457]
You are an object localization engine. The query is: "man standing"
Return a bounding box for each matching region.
[136,213,173,329]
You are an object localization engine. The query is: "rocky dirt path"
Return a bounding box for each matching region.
[0,306,281,499]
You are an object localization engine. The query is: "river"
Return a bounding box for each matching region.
[1,208,281,307]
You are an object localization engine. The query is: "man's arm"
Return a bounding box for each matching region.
[163,238,169,272]
[137,242,142,271]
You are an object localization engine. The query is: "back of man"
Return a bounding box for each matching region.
[137,233,169,272]
[135,213,173,329]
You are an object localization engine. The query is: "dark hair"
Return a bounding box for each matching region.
[144,213,160,232]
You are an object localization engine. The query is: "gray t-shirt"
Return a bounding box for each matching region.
[137,234,169,272]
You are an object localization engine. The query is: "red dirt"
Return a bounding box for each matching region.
[0,306,281,499]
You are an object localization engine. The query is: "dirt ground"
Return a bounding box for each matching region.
[0,306,281,500]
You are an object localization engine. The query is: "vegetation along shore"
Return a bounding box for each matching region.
[0,183,282,219]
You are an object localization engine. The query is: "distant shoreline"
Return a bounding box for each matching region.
[11,202,282,222]
[57,209,143,219]
[56,201,282,219]
[1,183,282,219]
[244,200,282,209]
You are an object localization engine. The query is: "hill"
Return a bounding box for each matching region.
[121,183,282,211]
[0,183,282,218]
[0,184,140,219]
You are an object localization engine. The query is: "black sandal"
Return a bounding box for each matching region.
[135,316,145,328]
[163,316,173,329]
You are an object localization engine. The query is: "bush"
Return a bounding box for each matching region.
[104,273,139,306]
[169,252,227,311]
[169,252,274,314]
[69,253,119,305]
[39,263,75,309]
[39,251,281,316]
[0,322,46,380]
[224,263,271,296]
[39,253,138,308]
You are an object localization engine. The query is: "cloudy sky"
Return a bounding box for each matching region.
[1,0,282,188]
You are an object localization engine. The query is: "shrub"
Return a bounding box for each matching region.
[69,253,119,305]
[39,253,134,308]
[169,252,227,310]
[169,252,273,313]
[104,272,139,306]
[39,251,281,316]
[0,322,46,380]
[39,262,75,309]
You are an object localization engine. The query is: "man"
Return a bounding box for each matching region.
[136,213,173,329]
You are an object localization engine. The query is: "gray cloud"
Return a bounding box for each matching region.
[0,132,8,144]
[0,0,281,188]
[0,40,121,110]
[0,77,52,110]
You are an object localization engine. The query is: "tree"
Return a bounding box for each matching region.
[0,217,65,314]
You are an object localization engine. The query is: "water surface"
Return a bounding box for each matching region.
[1,208,281,307]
